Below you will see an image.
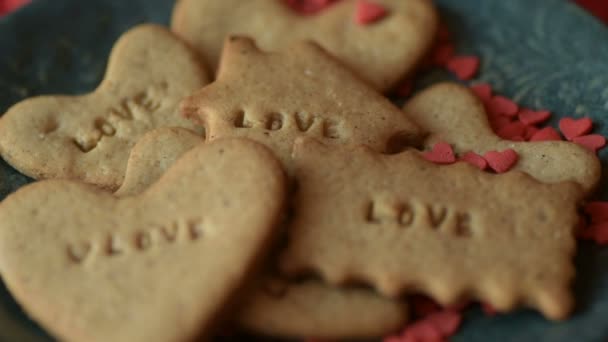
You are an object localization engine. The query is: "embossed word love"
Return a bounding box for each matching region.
[66,218,204,264]
[281,138,584,321]
[0,24,209,190]
[182,37,423,167]
[0,139,287,342]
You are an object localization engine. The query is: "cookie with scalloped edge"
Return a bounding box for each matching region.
[171,0,437,91]
[0,24,209,190]
[280,137,584,320]
[181,36,424,170]
[112,126,410,339]
[403,82,601,193]
[0,138,287,342]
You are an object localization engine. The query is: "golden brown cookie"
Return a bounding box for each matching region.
[280,137,585,320]
[403,83,601,193]
[171,0,438,91]
[111,126,409,339]
[0,24,209,190]
[181,36,424,169]
[115,127,203,196]
[236,276,409,339]
[0,138,287,342]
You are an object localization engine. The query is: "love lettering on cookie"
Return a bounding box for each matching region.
[181,37,423,166]
[280,138,585,320]
[0,139,286,342]
[0,24,209,190]
[73,85,164,153]
[66,217,204,264]
[365,197,473,238]
[403,83,601,193]
[232,110,342,139]
[105,125,405,340]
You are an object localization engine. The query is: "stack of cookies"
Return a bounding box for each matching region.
[0,1,602,341]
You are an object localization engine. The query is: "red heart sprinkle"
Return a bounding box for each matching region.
[437,22,451,42]
[496,121,526,140]
[402,320,442,341]
[585,202,608,223]
[487,96,519,117]
[482,303,497,316]
[461,152,488,170]
[432,42,455,66]
[422,142,456,164]
[524,126,539,140]
[572,134,606,153]
[518,109,551,126]
[412,295,441,317]
[470,83,492,103]
[0,0,29,16]
[446,56,480,80]
[489,115,513,132]
[585,222,608,245]
[427,310,462,336]
[355,0,388,25]
[529,127,562,142]
[559,117,593,140]
[483,149,519,173]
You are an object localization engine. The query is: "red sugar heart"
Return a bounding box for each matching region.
[446,56,480,80]
[437,22,451,42]
[524,126,539,140]
[482,303,497,316]
[470,83,492,103]
[585,201,608,223]
[422,142,456,164]
[400,320,442,342]
[483,149,519,173]
[487,96,519,117]
[518,109,551,126]
[529,127,562,142]
[427,310,462,336]
[432,42,455,66]
[355,0,388,25]
[581,222,608,245]
[496,121,526,140]
[460,152,488,170]
[0,0,29,15]
[559,117,593,140]
[572,134,606,153]
[412,295,441,317]
[489,115,513,132]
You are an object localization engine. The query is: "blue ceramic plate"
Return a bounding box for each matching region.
[0,0,607,341]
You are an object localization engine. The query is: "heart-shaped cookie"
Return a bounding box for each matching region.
[171,0,438,91]
[0,24,209,190]
[112,126,409,339]
[402,83,601,193]
[181,37,424,170]
[280,138,584,320]
[0,138,287,342]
